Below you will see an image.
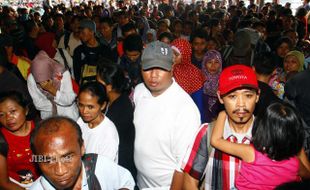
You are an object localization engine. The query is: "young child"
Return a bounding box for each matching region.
[211,102,310,189]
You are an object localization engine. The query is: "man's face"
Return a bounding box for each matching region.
[142,68,173,97]
[79,28,93,43]
[284,55,300,73]
[218,89,259,125]
[34,122,84,190]
[100,22,112,38]
[192,37,207,54]
[125,50,141,62]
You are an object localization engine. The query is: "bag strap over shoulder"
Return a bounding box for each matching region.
[82,153,102,190]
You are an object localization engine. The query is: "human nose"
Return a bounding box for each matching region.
[54,161,68,176]
[236,95,245,108]
[150,69,159,78]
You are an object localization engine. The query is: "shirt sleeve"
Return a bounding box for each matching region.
[172,104,201,172]
[27,74,53,112]
[54,71,76,106]
[180,123,209,180]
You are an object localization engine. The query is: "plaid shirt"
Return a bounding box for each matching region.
[181,116,253,190]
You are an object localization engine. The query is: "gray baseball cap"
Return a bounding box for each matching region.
[141,41,173,71]
[79,19,96,33]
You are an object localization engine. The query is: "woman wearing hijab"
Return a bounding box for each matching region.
[202,50,223,123]
[171,38,206,122]
[35,32,74,78]
[27,51,78,120]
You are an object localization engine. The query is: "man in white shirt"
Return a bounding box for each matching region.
[133,41,201,189]
[30,116,134,190]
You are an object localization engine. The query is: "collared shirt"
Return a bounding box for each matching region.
[30,156,135,190]
[181,116,253,190]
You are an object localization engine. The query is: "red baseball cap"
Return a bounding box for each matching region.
[218,64,258,95]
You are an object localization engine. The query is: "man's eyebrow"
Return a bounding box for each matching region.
[61,152,75,158]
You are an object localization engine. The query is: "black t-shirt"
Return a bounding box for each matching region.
[106,93,136,179]
[73,43,113,84]
[254,81,282,116]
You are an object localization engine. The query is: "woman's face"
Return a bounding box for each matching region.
[284,55,300,73]
[205,58,221,74]
[172,48,182,65]
[0,99,27,132]
[276,42,290,58]
[77,91,106,123]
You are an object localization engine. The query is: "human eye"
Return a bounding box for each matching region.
[87,105,94,109]
[0,112,4,118]
[62,154,73,163]
[245,92,254,98]
[227,94,236,99]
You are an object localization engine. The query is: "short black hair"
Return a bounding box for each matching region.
[97,58,131,94]
[123,34,143,52]
[0,91,29,109]
[253,52,277,76]
[100,17,113,26]
[274,37,293,51]
[252,102,304,161]
[78,82,108,105]
[121,22,136,36]
[30,116,83,154]
[190,29,208,43]
[158,32,174,42]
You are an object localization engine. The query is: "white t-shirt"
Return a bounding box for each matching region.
[77,116,119,163]
[133,80,201,189]
[58,33,82,57]
[30,155,135,190]
[27,71,79,120]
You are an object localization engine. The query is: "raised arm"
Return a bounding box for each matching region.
[298,148,310,179]
[0,155,25,190]
[210,111,254,162]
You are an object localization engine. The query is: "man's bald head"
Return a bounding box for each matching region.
[30,116,83,154]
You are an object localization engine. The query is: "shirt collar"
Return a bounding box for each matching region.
[223,115,254,141]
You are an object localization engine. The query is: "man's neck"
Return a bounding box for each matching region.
[228,116,253,134]
[193,52,205,60]
[256,73,271,84]
[72,165,83,190]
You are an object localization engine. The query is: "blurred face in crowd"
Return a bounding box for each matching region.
[100,22,113,38]
[206,40,218,51]
[33,121,85,190]
[276,42,290,58]
[125,50,141,62]
[79,28,94,43]
[284,55,300,73]
[71,18,80,34]
[205,58,221,75]
[192,37,207,55]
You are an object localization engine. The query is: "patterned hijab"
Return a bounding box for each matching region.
[202,50,222,96]
[171,38,205,94]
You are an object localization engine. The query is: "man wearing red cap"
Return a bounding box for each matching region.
[181,65,260,190]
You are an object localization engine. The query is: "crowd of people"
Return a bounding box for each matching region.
[0,0,310,189]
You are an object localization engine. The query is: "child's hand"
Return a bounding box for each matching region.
[210,111,226,148]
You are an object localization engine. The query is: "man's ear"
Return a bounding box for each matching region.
[217,91,224,104]
[255,89,260,103]
[101,101,107,111]
[81,143,86,156]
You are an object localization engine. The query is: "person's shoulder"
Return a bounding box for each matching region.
[29,177,44,190]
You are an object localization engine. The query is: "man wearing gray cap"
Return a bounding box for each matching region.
[133,41,201,189]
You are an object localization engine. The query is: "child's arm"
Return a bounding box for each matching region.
[298,148,310,179]
[210,111,254,162]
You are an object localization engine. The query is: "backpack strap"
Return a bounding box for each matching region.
[64,32,70,50]
[82,153,102,190]
[58,48,71,73]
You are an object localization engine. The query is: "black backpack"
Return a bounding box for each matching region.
[82,153,102,190]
